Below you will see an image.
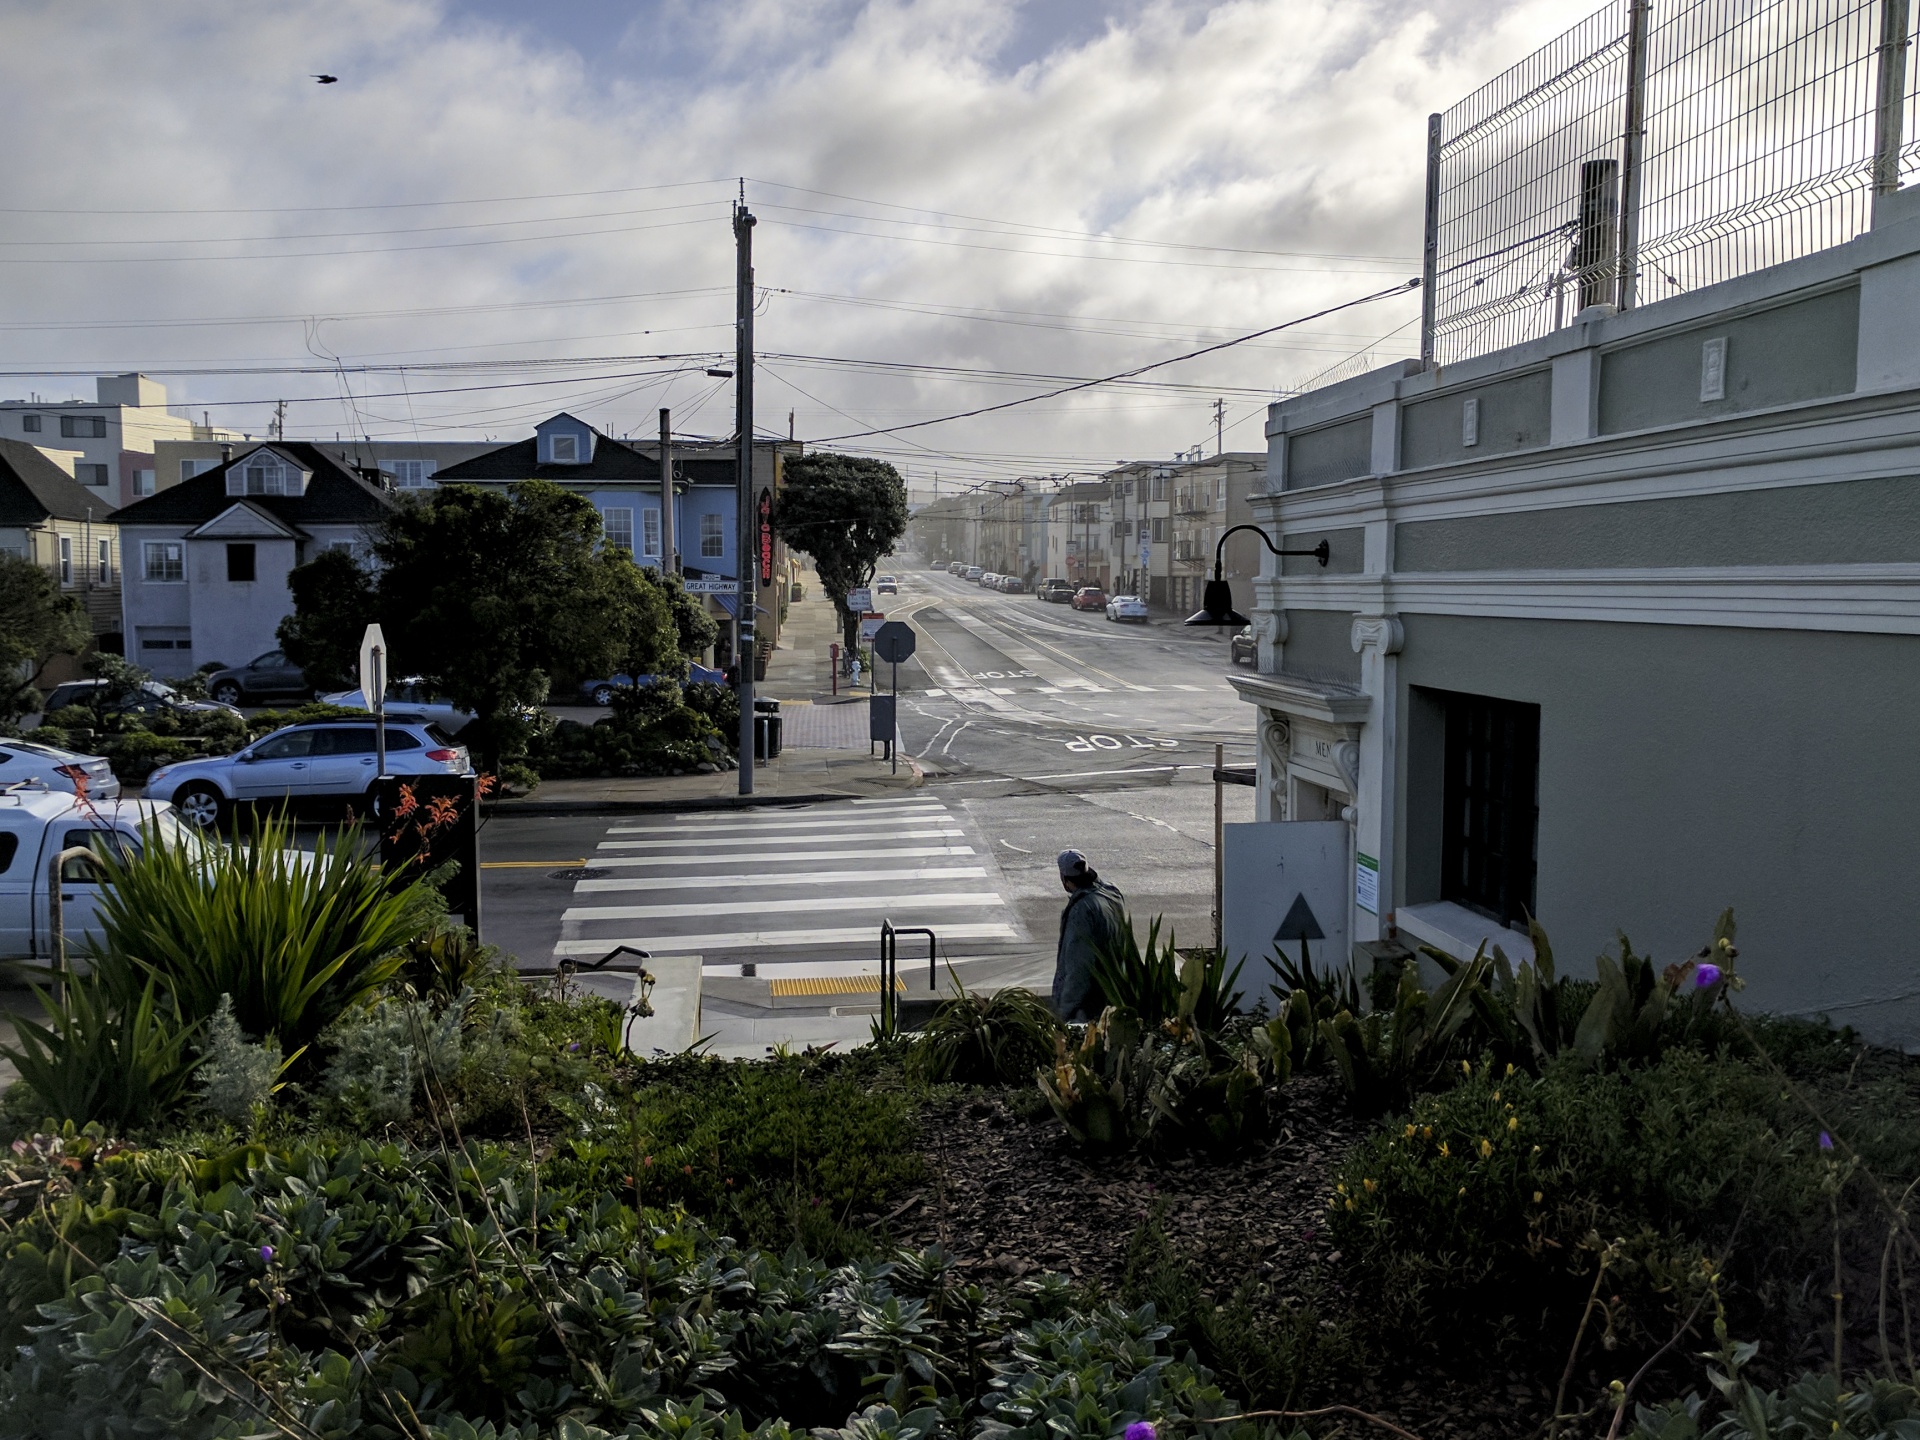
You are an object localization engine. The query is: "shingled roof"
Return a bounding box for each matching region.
[0,439,117,526]
[435,434,662,483]
[110,442,395,527]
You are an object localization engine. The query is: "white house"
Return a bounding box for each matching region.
[113,442,394,676]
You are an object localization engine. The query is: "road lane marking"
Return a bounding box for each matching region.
[552,921,1020,957]
[574,866,988,893]
[481,859,587,868]
[562,892,1006,922]
[606,811,948,836]
[586,845,978,866]
[597,827,964,849]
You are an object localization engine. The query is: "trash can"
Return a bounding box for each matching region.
[753,699,782,760]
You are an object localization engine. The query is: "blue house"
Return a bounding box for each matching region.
[433,414,794,667]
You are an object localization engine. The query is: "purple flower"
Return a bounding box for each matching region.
[568,1042,580,1052]
[1694,963,1723,989]
[1126,1424,1157,1440]
[1819,1131,1834,1152]
[259,1245,274,1263]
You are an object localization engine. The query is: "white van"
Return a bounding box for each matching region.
[0,785,198,962]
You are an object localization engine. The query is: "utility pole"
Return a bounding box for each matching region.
[272,400,286,441]
[1213,398,1225,456]
[734,195,758,795]
[658,408,678,574]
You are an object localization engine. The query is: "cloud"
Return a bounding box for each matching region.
[0,0,1573,484]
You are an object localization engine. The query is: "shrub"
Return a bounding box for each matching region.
[194,994,284,1125]
[89,814,429,1055]
[1329,1049,1835,1351]
[1093,918,1245,1033]
[1,974,198,1129]
[320,991,468,1127]
[907,985,1062,1085]
[684,679,741,749]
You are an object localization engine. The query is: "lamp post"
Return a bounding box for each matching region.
[1182,525,1330,628]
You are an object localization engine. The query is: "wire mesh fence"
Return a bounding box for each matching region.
[1427,0,1914,366]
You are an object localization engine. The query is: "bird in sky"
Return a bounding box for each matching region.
[312,73,338,84]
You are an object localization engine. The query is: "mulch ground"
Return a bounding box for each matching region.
[891,1073,1565,1440]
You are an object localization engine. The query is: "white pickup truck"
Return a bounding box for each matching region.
[0,784,193,961]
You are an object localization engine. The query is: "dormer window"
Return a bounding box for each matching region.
[551,434,579,463]
[225,450,305,497]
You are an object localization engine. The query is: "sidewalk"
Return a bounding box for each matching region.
[489,563,915,816]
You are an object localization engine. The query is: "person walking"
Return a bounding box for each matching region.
[1051,849,1127,1022]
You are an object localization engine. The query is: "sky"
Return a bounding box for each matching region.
[0,0,1575,497]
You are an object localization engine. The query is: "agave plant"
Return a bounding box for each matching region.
[2,971,198,1128]
[906,984,1062,1085]
[1091,917,1245,1033]
[87,814,429,1053]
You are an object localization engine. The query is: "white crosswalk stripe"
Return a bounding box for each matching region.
[554,796,1029,977]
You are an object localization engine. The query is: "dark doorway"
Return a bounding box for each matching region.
[1440,690,1540,926]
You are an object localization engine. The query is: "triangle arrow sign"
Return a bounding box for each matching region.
[1274,892,1325,944]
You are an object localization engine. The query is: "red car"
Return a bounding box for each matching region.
[1070,586,1108,611]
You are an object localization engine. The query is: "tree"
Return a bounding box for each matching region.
[277,481,682,769]
[771,453,908,649]
[0,552,89,724]
[642,566,720,663]
[278,547,377,690]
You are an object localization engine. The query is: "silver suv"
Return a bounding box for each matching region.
[144,719,473,831]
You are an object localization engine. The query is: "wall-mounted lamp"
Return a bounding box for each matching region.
[1183,524,1330,627]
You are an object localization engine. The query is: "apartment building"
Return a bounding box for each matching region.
[1104,454,1262,611]
[0,373,220,508]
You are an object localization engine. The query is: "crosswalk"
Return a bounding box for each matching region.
[553,795,1028,979]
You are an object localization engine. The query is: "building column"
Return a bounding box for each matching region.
[1349,615,1405,946]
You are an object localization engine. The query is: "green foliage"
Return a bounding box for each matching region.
[1121,1211,1362,1412]
[0,1119,1281,1439]
[89,814,425,1054]
[1318,953,1493,1115]
[907,985,1062,1085]
[320,990,469,1127]
[683,680,740,750]
[0,553,87,724]
[194,993,286,1126]
[530,701,729,779]
[0,974,198,1129]
[1037,1003,1290,1153]
[645,565,721,660]
[771,453,908,648]
[277,544,377,689]
[1092,918,1245,1033]
[396,928,496,1008]
[1329,1048,1838,1349]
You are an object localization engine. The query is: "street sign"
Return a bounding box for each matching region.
[872,620,916,665]
[757,488,774,585]
[357,623,386,703]
[858,613,885,643]
[682,577,738,595]
[1138,541,1151,567]
[847,587,872,612]
[1222,820,1350,993]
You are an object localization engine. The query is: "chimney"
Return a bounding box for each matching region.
[221,444,232,463]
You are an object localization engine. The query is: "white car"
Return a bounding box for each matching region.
[319,679,475,735]
[875,574,899,595]
[0,788,202,962]
[0,739,119,799]
[1105,595,1151,622]
[145,717,473,831]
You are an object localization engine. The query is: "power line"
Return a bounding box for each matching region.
[809,277,1420,442]
[0,178,735,216]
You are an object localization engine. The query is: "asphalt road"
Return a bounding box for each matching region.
[477,565,1261,993]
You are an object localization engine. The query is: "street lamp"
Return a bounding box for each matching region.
[1183,524,1330,627]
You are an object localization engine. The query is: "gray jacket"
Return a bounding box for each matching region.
[1052,879,1127,1022]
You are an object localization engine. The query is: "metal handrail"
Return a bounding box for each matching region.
[878,921,938,1036]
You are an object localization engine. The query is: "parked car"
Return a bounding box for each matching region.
[1070,586,1108,611]
[1106,594,1151,622]
[1230,626,1257,665]
[1037,578,1075,602]
[319,679,476,734]
[998,575,1026,593]
[947,561,966,575]
[41,679,242,725]
[928,563,949,573]
[0,739,119,799]
[577,663,727,707]
[978,571,998,587]
[0,789,203,962]
[144,718,473,832]
[875,575,899,595]
[963,566,984,581]
[205,649,314,706]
